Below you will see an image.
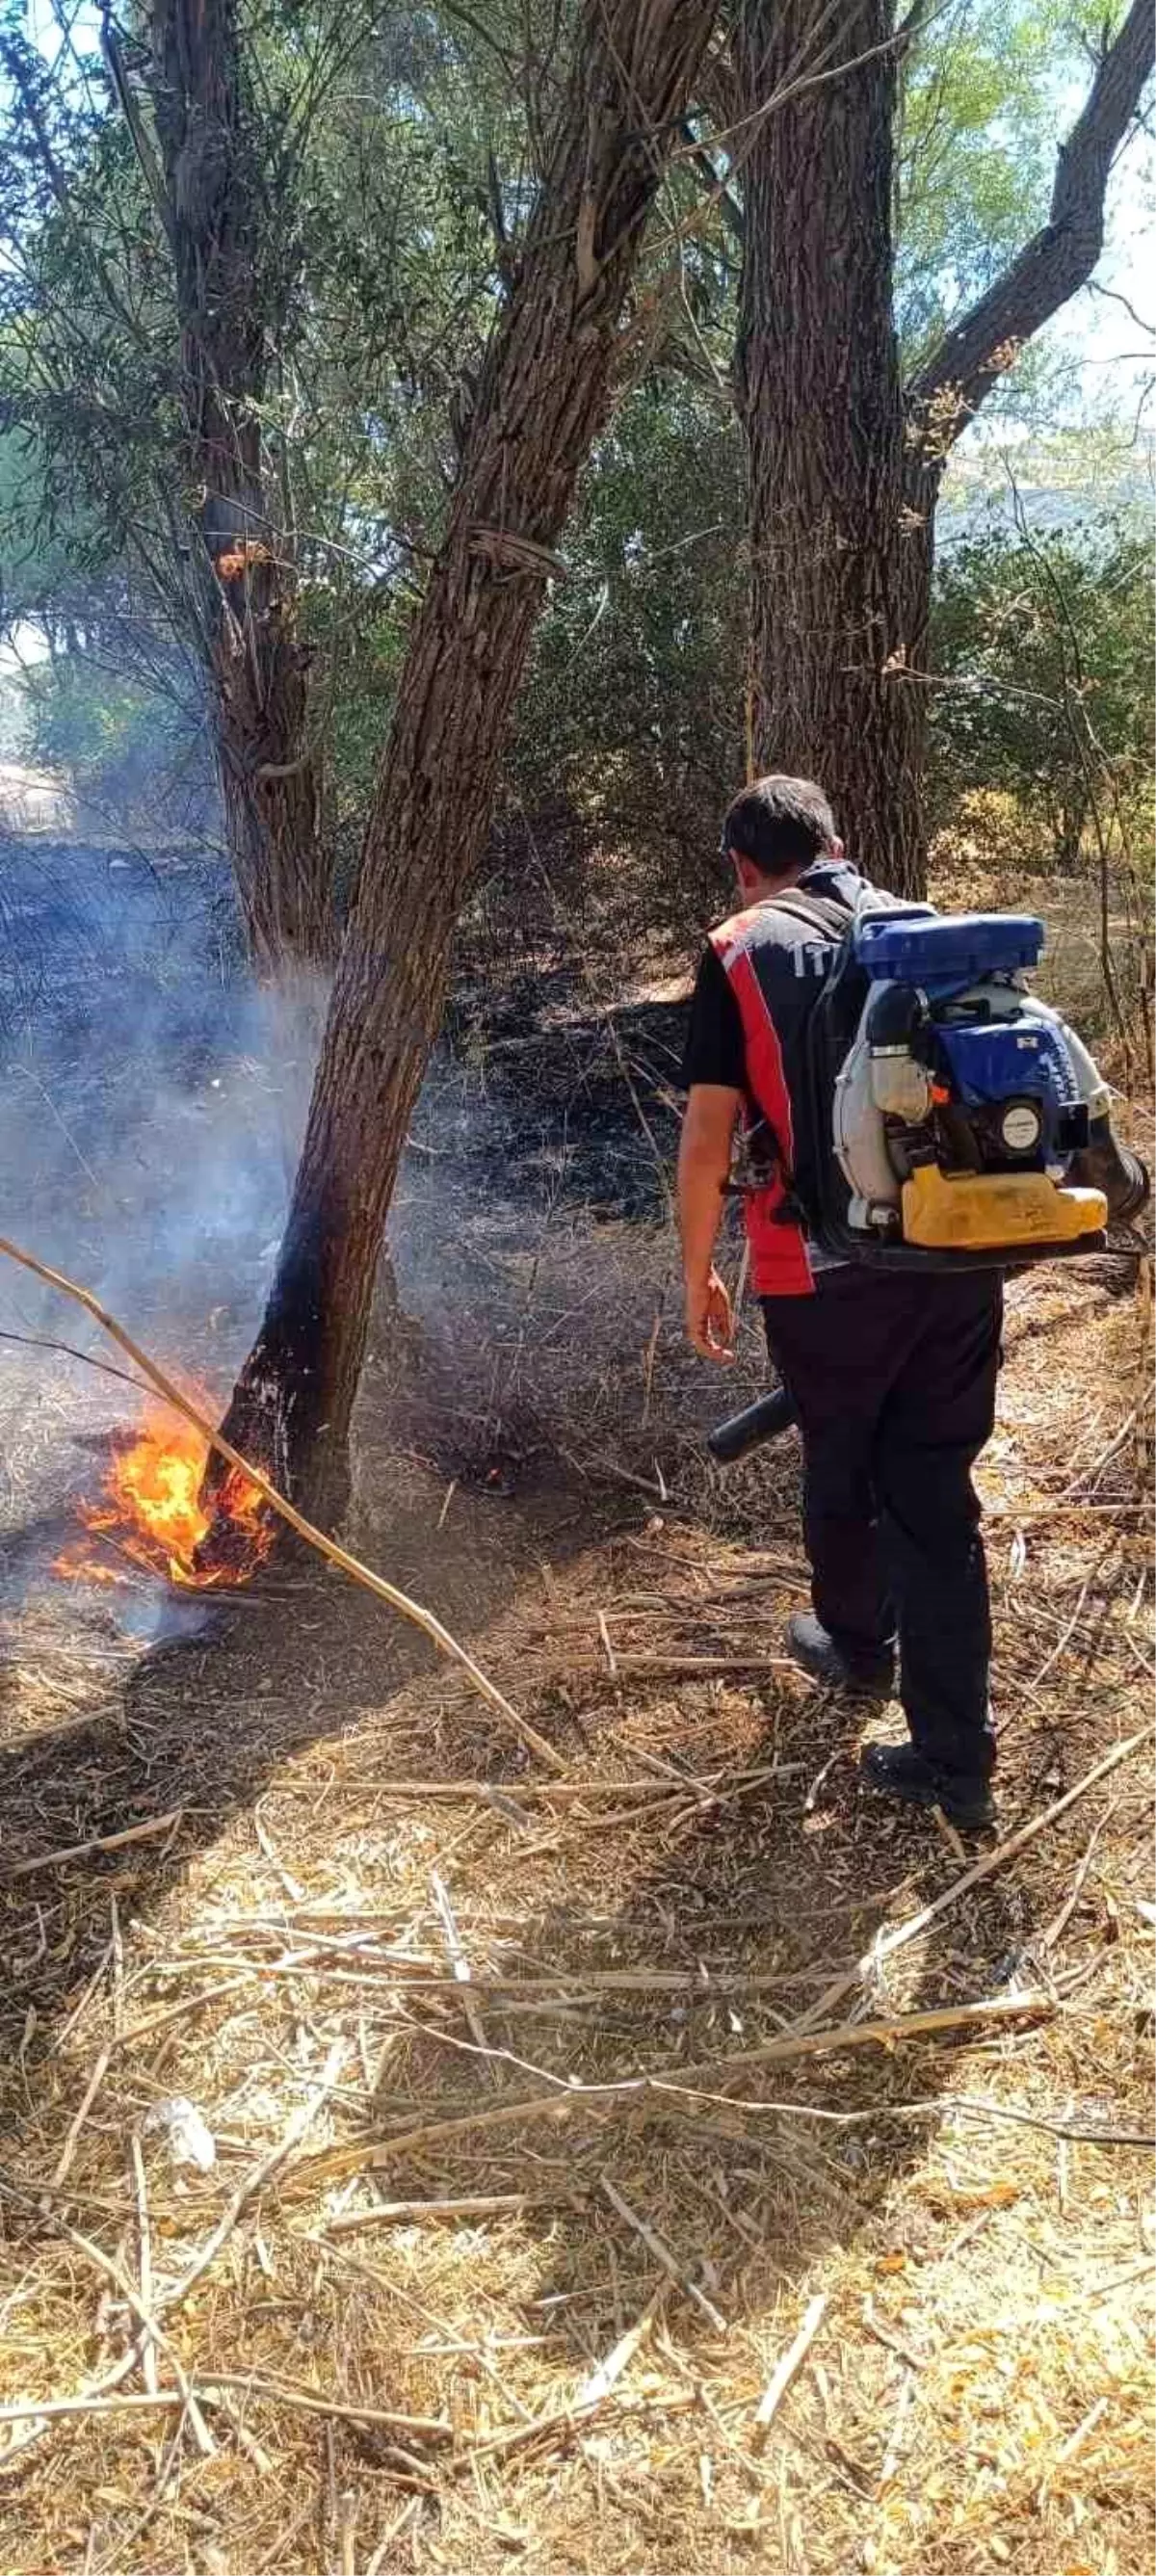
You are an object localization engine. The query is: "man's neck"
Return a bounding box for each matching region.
[749,861,808,902]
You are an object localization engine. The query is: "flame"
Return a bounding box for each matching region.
[55,1412,274,1590]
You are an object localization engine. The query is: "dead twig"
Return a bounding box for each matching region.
[430,1870,491,2070]
[322,2193,551,2237]
[574,2288,666,2408]
[0,2380,449,2441]
[158,2039,347,2319]
[796,1724,1155,2036]
[290,1993,1050,2189]
[751,2294,828,2446]
[599,2173,727,2332]
[129,2134,157,2400]
[50,2048,112,2189]
[49,2214,214,2458]
[3,1809,183,1882]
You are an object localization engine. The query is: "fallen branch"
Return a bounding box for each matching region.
[0,1233,565,1775]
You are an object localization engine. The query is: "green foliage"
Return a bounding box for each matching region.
[1,0,1148,904]
[510,377,745,863]
[929,509,1155,869]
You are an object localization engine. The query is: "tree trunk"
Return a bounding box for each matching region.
[734,0,927,895]
[144,0,334,977]
[213,0,719,1521]
[736,0,1153,899]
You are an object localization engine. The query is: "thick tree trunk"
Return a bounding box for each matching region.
[734,0,927,895]
[144,0,334,976]
[736,0,1152,900]
[213,0,719,1520]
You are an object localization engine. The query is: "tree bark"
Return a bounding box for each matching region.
[736,0,1153,898]
[734,0,927,893]
[142,0,334,977]
[213,0,719,1520]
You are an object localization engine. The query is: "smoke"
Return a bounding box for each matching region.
[0,802,700,1623]
[0,828,323,1562]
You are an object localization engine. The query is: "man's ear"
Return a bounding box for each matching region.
[734,852,760,897]
[829,835,845,862]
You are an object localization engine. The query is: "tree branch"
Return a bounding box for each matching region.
[906,0,1154,455]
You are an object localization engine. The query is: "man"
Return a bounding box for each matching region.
[677,773,1002,1831]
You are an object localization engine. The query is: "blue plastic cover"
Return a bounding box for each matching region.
[937,1012,1079,1111]
[854,912,1044,984]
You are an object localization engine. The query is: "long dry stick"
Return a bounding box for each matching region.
[794,1722,1154,2037]
[0,2379,449,2440]
[290,1992,1049,2188]
[0,1232,564,1774]
[3,1808,182,1883]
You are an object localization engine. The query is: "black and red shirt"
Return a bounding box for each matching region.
[681,858,873,1297]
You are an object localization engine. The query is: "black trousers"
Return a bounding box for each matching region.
[762,1267,1002,1783]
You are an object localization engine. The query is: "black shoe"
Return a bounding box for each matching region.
[859,1741,995,1831]
[786,1611,896,1697]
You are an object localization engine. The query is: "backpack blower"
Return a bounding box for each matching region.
[708,902,1147,1462]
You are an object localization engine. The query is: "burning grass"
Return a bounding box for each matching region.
[53,1409,274,1590]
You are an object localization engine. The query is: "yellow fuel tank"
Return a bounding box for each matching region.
[901,1166,1108,1251]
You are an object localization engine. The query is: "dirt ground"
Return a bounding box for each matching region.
[0,830,1152,2575]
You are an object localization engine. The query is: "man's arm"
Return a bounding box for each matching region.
[678,1083,742,1361]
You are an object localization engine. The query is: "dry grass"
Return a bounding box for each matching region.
[0,1230,1152,2576]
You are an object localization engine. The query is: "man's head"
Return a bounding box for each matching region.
[721,774,841,901]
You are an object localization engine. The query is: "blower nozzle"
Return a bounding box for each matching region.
[706,1383,796,1464]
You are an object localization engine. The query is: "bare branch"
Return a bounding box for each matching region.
[906,0,1154,453]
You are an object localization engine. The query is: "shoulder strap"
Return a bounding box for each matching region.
[763,890,854,941]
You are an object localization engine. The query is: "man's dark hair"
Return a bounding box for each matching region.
[722,774,836,876]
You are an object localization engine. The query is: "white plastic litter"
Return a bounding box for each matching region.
[142,2095,217,2172]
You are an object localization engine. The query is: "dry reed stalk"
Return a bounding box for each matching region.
[794,1722,1154,2037]
[751,2294,828,2447]
[599,2174,727,2331]
[289,1992,1050,2189]
[0,1232,565,1774]
[51,2048,112,2188]
[3,1809,183,1881]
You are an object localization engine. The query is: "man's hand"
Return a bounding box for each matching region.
[678,1084,741,1363]
[686,1266,735,1363]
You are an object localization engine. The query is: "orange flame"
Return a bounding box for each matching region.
[55,1413,273,1590]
